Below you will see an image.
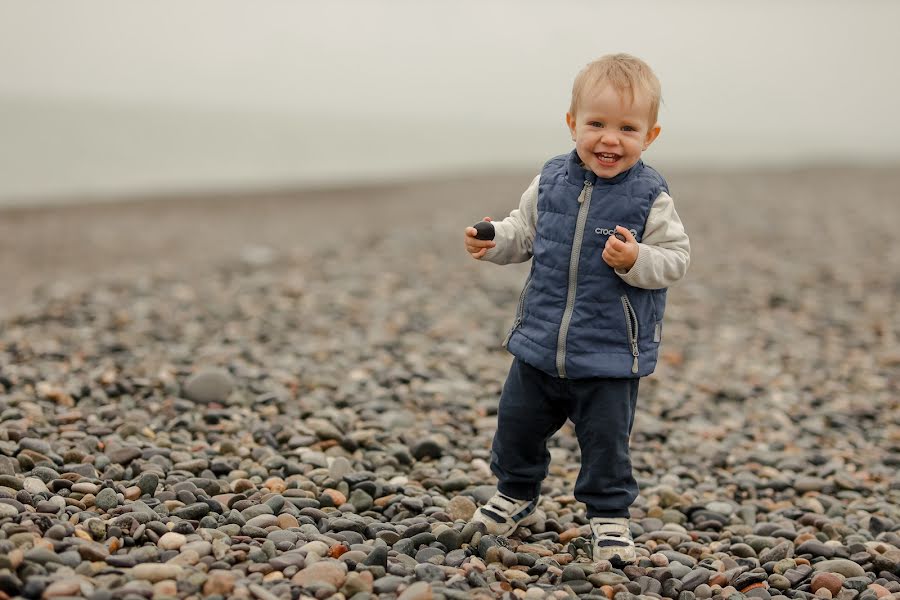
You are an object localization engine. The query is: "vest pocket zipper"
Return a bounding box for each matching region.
[620,294,640,374]
[503,276,532,347]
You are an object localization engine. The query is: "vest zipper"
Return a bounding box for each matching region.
[502,274,532,348]
[620,294,640,374]
[555,180,593,378]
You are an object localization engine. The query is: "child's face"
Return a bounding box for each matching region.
[566,84,661,179]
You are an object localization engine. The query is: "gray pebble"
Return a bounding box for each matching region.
[183,368,234,403]
[94,488,118,511]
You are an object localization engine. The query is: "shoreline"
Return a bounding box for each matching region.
[3,163,900,212]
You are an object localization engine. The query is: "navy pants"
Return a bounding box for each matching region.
[490,358,640,518]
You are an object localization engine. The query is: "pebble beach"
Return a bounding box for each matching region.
[0,167,898,600]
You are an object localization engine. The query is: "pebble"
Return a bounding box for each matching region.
[203,570,237,595]
[798,540,836,558]
[23,476,50,495]
[94,487,118,511]
[137,473,159,496]
[812,573,846,596]
[291,559,348,588]
[813,560,867,578]
[107,446,142,465]
[157,531,187,550]
[183,368,235,403]
[398,581,433,600]
[42,578,86,598]
[131,563,183,582]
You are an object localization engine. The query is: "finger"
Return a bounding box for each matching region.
[465,227,477,238]
[474,248,487,259]
[615,225,636,243]
[483,216,493,222]
[467,240,494,252]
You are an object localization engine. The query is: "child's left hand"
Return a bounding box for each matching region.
[602,226,639,271]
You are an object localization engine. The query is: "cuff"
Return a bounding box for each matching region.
[615,244,650,287]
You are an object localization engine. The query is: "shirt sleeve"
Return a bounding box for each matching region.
[615,191,691,289]
[482,174,540,265]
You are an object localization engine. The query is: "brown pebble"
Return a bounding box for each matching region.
[203,570,237,595]
[811,573,844,596]
[516,544,553,557]
[291,560,348,589]
[264,477,287,493]
[868,584,891,599]
[153,580,178,596]
[73,529,92,541]
[322,488,346,506]
[124,486,141,500]
[398,581,433,600]
[484,547,503,565]
[277,514,299,529]
[213,493,236,506]
[374,494,397,508]
[445,496,477,521]
[232,479,256,493]
[650,553,670,567]
[559,527,586,544]
[7,549,23,570]
[41,578,82,598]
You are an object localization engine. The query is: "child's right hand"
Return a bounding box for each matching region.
[464,217,496,260]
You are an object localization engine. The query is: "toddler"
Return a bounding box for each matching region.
[463,53,690,565]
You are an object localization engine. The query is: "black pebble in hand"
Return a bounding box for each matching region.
[473,221,495,241]
[614,232,627,242]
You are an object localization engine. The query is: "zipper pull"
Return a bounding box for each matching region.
[632,356,639,374]
[579,181,592,203]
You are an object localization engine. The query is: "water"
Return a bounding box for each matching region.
[1,0,898,205]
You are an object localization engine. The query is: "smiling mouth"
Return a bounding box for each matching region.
[596,152,621,164]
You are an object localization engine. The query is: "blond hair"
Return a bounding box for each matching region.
[569,54,662,127]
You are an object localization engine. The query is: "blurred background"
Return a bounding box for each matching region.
[2,0,899,205]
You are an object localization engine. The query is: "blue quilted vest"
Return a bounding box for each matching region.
[503,150,669,379]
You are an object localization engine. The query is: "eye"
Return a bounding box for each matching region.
[588,121,604,128]
[622,125,637,132]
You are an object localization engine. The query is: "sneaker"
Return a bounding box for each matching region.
[471,492,542,536]
[590,517,636,565]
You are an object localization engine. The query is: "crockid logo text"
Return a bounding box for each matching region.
[595,227,638,238]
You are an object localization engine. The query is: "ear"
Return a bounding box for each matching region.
[565,112,577,141]
[643,124,662,150]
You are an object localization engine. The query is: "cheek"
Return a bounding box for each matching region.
[576,131,599,147]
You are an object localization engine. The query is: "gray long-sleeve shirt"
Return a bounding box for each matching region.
[483,174,691,289]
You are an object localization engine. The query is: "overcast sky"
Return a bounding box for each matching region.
[1,0,898,203]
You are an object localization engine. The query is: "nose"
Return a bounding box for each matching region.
[599,130,619,146]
